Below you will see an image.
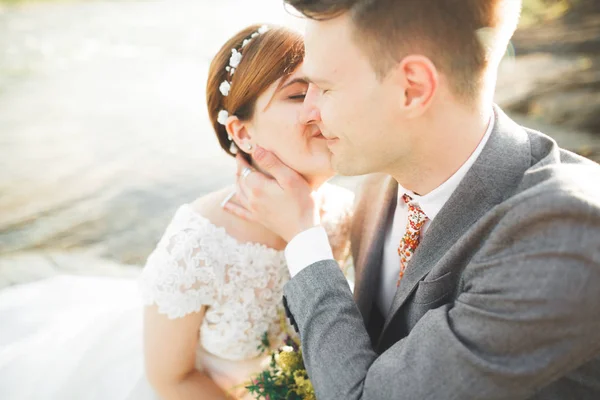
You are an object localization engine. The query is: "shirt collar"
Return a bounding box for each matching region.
[398,113,495,221]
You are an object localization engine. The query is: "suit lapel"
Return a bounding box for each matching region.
[379,106,533,337]
[354,175,397,325]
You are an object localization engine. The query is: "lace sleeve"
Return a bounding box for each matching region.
[139,206,227,319]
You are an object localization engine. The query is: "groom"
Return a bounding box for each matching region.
[227,0,600,398]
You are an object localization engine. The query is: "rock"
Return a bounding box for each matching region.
[500,10,600,135]
[528,89,600,132]
[497,53,600,134]
[495,53,587,110]
[0,251,140,290]
[512,14,600,56]
[495,51,600,161]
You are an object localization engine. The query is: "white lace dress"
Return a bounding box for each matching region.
[0,186,353,400]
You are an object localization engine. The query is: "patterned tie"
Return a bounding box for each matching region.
[397,194,429,287]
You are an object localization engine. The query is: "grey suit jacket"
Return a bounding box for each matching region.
[283,106,600,399]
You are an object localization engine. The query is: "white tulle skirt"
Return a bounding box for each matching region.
[0,275,272,400]
[0,275,159,400]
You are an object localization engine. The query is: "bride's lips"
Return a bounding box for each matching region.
[312,130,326,139]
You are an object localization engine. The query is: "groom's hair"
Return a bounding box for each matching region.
[285,0,522,102]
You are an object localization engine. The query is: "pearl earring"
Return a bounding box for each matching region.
[245,143,253,151]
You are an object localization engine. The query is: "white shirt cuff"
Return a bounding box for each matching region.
[284,226,334,277]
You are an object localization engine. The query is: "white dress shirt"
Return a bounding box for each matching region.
[285,116,495,317]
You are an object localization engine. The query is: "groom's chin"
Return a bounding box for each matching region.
[332,158,359,177]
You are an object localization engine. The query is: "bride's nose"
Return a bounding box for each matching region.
[299,84,321,125]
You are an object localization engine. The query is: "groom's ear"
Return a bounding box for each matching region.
[391,55,438,117]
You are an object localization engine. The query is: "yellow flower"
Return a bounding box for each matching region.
[276,347,303,374]
[293,370,316,400]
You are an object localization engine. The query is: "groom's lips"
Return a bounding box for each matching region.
[321,133,339,146]
[315,130,339,147]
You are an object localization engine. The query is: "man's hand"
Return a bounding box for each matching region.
[223,146,319,243]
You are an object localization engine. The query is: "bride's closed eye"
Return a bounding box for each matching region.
[288,93,306,101]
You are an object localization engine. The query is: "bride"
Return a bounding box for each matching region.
[0,24,353,399]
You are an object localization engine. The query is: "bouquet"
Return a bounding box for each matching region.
[245,333,315,400]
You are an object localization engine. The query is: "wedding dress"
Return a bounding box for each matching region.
[0,185,353,400]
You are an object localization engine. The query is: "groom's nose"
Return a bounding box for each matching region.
[299,84,322,125]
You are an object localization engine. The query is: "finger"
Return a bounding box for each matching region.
[252,146,304,188]
[235,154,252,178]
[223,202,256,222]
[242,166,279,202]
[236,155,274,195]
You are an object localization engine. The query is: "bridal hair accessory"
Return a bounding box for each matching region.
[217,109,230,125]
[217,25,270,128]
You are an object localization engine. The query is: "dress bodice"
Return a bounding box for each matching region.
[139,185,354,362]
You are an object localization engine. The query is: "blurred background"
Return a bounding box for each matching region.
[1,0,599,287]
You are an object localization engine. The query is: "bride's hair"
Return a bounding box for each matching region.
[206,24,304,158]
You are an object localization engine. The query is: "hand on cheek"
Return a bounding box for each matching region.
[224,148,318,242]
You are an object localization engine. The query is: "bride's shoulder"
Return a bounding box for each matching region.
[140,187,237,318]
[145,187,239,258]
[163,186,235,231]
[188,186,236,226]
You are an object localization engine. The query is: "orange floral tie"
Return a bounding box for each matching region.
[397,194,429,287]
